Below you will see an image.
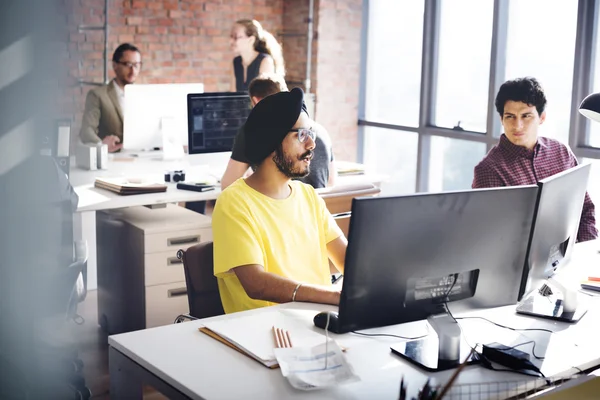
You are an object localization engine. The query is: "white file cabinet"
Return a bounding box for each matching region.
[96,204,212,334]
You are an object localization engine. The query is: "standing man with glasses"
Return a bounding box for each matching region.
[79,43,142,152]
[213,88,347,314]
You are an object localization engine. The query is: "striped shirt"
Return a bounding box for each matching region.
[472,134,597,242]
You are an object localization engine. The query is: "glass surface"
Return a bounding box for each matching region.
[504,0,578,145]
[429,136,486,192]
[434,0,494,132]
[365,0,424,127]
[362,126,418,195]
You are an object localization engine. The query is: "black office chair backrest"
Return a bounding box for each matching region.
[178,241,224,319]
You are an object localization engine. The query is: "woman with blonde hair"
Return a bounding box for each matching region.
[230,19,285,92]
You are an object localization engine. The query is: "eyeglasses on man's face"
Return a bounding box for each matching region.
[289,128,316,143]
[116,61,142,69]
[230,34,248,41]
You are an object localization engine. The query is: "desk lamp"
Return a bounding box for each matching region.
[579,92,600,122]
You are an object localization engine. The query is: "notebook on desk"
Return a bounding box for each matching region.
[94,177,167,195]
[199,310,327,369]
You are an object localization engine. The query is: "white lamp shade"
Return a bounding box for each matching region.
[579,92,600,123]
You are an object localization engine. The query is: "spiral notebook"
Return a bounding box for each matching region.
[199,310,327,369]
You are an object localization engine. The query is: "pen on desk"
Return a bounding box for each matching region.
[398,376,406,400]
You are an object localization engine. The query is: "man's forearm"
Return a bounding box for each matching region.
[235,267,340,305]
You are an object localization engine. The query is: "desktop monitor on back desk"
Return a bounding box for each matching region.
[331,186,539,371]
[516,163,592,323]
[122,83,204,154]
[186,92,251,173]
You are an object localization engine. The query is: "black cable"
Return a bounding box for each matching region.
[351,331,428,340]
[511,340,544,360]
[455,316,554,334]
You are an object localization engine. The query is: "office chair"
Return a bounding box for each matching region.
[175,241,225,323]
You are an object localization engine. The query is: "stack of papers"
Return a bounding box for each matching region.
[336,161,366,176]
[94,177,167,196]
[581,276,600,292]
[199,310,327,368]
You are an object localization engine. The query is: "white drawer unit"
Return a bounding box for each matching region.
[96,204,212,334]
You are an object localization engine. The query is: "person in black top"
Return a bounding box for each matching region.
[221,75,337,190]
[230,19,285,92]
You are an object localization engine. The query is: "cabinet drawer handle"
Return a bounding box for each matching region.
[168,257,183,265]
[168,287,187,298]
[168,235,200,246]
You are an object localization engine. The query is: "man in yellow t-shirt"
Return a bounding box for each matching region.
[212,88,347,314]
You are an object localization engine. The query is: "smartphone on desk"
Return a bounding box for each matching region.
[176,182,215,192]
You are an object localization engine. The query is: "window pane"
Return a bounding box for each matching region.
[428,137,486,192]
[588,17,600,148]
[362,127,418,195]
[365,0,424,127]
[434,0,493,132]
[505,0,578,145]
[581,158,600,206]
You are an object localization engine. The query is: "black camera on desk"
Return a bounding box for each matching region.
[164,170,186,183]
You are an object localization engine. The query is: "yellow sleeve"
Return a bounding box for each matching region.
[314,189,343,244]
[212,193,264,278]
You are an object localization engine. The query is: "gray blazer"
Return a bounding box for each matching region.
[79,80,124,144]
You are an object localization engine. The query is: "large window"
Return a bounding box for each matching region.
[364,0,424,127]
[362,127,418,195]
[428,137,486,192]
[589,17,600,148]
[504,0,579,145]
[361,0,600,194]
[435,0,494,132]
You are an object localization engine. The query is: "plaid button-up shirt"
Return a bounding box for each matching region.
[472,134,598,242]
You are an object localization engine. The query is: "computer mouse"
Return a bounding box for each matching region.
[313,311,341,333]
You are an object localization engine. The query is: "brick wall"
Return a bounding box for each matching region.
[314,0,362,162]
[64,0,361,161]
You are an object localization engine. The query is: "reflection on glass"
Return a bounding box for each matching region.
[362,127,418,195]
[435,0,493,132]
[505,0,578,145]
[365,0,424,127]
[429,137,486,192]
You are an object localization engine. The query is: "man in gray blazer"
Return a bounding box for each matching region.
[79,43,142,152]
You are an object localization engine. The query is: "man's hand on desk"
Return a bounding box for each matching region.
[102,135,123,153]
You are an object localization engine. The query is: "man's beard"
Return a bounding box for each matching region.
[272,145,312,178]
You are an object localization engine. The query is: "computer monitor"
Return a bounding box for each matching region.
[333,185,539,371]
[186,92,251,155]
[123,83,204,153]
[516,163,592,323]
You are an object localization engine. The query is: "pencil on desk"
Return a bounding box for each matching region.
[272,326,280,348]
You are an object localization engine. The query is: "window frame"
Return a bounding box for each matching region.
[358,0,600,192]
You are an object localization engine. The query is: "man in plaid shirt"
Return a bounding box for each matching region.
[472,77,597,242]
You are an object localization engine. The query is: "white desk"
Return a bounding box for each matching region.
[107,242,600,399]
[70,154,387,290]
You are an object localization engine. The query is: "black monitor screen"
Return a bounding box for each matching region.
[337,185,539,333]
[187,92,251,154]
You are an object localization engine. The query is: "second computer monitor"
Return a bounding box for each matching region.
[336,185,539,333]
[123,83,204,151]
[516,163,592,322]
[187,92,251,155]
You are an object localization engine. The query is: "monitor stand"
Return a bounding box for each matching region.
[516,277,587,322]
[390,313,478,372]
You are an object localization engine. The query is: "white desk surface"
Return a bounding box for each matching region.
[108,241,600,400]
[71,154,387,213]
